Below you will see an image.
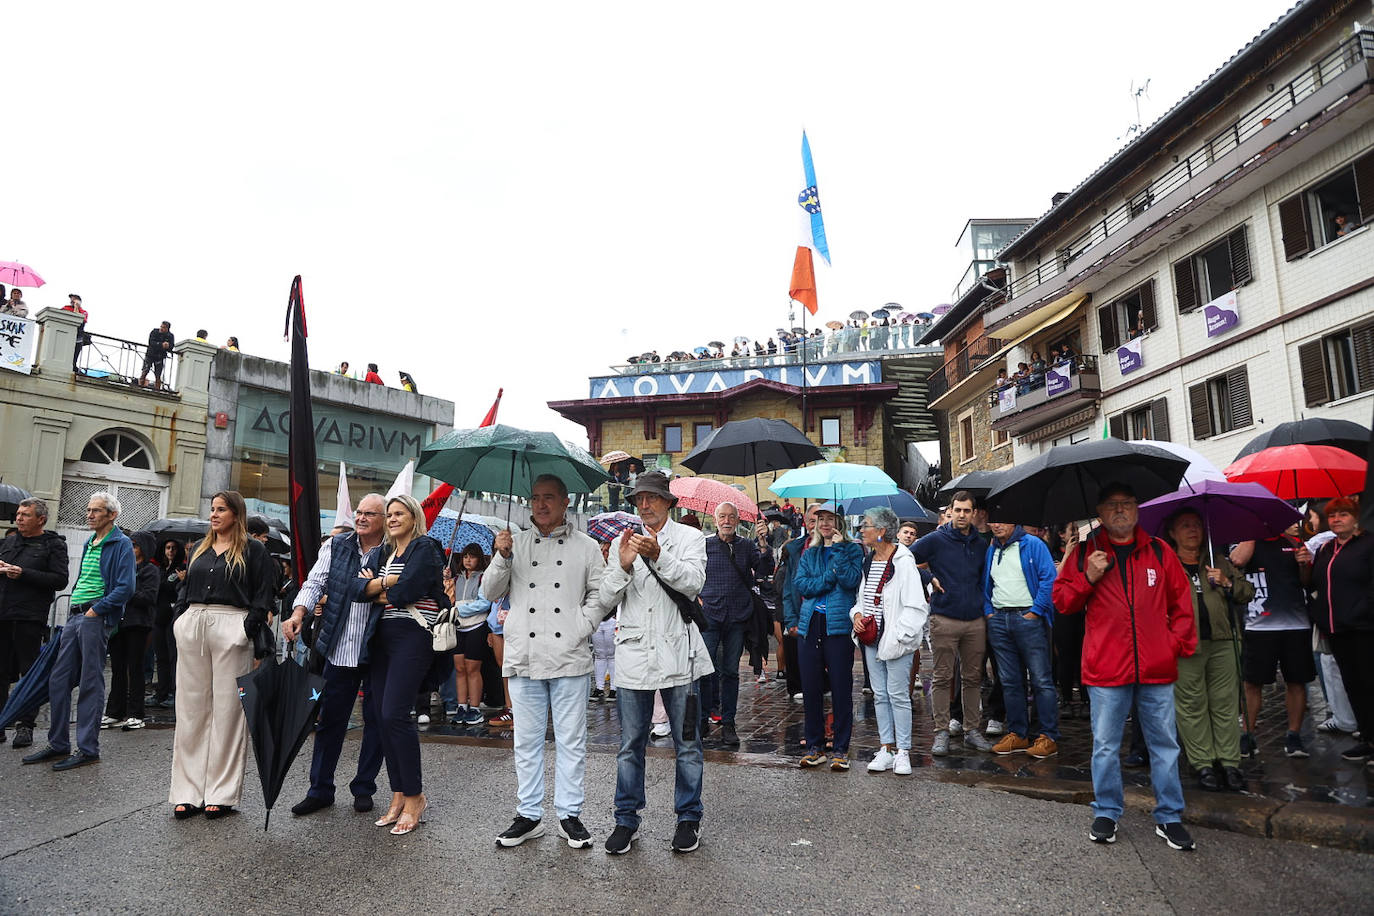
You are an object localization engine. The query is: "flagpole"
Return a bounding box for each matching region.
[800,302,808,438]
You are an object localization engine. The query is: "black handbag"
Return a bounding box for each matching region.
[643,562,709,633]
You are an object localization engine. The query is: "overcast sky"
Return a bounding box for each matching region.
[8,1,1297,447]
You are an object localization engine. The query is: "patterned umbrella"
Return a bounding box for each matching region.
[669,477,759,521]
[426,515,496,554]
[587,511,642,543]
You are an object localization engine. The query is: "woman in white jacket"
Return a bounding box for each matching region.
[851,507,930,775]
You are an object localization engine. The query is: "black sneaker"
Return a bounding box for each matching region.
[496,816,544,847]
[1155,822,1195,851]
[558,816,593,849]
[1089,817,1117,844]
[12,726,33,749]
[21,745,66,765]
[1283,732,1309,758]
[604,824,637,855]
[720,723,740,749]
[1239,732,1258,759]
[1339,742,1373,762]
[671,820,701,853]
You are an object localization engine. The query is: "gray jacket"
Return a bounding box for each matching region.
[482,522,604,680]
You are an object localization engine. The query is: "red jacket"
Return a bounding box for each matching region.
[1052,526,1197,687]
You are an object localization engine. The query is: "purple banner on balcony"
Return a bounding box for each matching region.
[1046,365,1072,397]
[997,387,1016,413]
[1204,289,1239,338]
[1117,337,1143,375]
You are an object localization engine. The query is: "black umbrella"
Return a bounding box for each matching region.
[1234,418,1371,460]
[249,516,292,554]
[0,630,61,730]
[140,517,210,540]
[985,438,1189,526]
[237,654,326,830]
[681,418,822,477]
[935,470,1004,504]
[0,483,33,521]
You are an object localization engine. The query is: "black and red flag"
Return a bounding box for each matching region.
[283,276,321,587]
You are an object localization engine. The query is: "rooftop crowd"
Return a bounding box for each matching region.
[625,314,936,368]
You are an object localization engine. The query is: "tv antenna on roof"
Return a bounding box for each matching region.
[1117,79,1151,143]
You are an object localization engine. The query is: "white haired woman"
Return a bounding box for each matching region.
[850,507,929,775]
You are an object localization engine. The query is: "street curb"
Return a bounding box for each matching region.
[939,772,1374,854]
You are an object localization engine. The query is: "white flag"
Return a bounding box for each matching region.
[386,460,414,500]
[334,461,354,529]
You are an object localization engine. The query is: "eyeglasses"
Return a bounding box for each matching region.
[355,511,382,518]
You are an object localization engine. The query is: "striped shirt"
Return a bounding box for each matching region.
[861,559,888,625]
[70,531,110,605]
[295,535,373,669]
[381,555,440,626]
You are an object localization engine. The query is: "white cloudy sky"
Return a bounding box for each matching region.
[7,0,1297,445]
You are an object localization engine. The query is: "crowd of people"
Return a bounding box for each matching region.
[990,342,1084,404]
[2,465,1370,856]
[624,315,936,369]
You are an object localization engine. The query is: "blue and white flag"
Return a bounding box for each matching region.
[797,131,831,266]
[0,315,37,375]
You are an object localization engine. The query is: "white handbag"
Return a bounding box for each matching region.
[407,606,457,652]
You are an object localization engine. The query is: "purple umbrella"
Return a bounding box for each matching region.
[1138,479,1302,547]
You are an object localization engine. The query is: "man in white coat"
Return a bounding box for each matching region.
[598,471,710,855]
[485,474,606,849]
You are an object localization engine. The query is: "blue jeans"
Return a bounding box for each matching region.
[1086,683,1185,823]
[48,613,111,757]
[862,644,914,750]
[437,668,458,712]
[986,610,1059,741]
[614,684,703,828]
[798,612,854,754]
[509,674,590,820]
[307,662,383,802]
[700,619,747,726]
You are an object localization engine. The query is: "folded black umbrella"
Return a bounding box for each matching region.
[0,629,60,730]
[985,438,1189,526]
[1234,418,1370,460]
[681,418,822,477]
[237,654,326,830]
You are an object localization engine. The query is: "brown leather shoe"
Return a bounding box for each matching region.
[1027,734,1059,759]
[992,733,1031,755]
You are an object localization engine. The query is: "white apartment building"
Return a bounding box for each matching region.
[969,0,1374,472]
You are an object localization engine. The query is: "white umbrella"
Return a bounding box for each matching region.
[1133,439,1224,488]
[333,461,354,529]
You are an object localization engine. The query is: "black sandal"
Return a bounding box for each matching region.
[204,805,236,820]
[173,804,203,820]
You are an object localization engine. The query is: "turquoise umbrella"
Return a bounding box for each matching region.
[416,425,611,521]
[769,462,899,504]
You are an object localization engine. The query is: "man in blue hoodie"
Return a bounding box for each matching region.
[23,492,135,770]
[911,492,993,755]
[983,522,1059,759]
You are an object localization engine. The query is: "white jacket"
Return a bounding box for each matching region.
[482,522,604,679]
[850,544,929,661]
[597,518,714,690]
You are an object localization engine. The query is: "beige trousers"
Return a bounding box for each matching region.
[168,604,253,807]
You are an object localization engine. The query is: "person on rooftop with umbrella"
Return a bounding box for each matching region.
[1051,483,1198,851]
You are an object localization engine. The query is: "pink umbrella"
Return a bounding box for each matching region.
[669,476,758,521]
[0,261,45,288]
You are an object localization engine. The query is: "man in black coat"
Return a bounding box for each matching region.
[0,498,69,749]
[137,321,175,389]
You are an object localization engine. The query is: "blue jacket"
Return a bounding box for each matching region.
[313,531,379,663]
[910,523,986,621]
[78,526,136,624]
[981,526,1056,620]
[353,535,452,622]
[793,541,864,637]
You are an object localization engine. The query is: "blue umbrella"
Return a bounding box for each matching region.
[840,491,939,524]
[770,462,899,502]
[0,629,61,730]
[427,515,496,554]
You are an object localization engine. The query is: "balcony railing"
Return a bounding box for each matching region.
[926,335,1004,402]
[613,325,938,376]
[1002,30,1374,304]
[75,332,180,393]
[990,355,1100,419]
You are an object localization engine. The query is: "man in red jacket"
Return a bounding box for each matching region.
[1053,483,1198,851]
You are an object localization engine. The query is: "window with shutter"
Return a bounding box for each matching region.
[1226,366,1252,429]
[1227,226,1252,287]
[1174,258,1198,313]
[1278,194,1312,261]
[1150,398,1170,441]
[1298,339,1333,406]
[1108,414,1127,439]
[1098,303,1119,351]
[1352,320,1374,391]
[1139,280,1157,332]
[1189,382,1213,439]
[1354,151,1374,224]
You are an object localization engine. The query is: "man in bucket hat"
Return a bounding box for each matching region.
[598,471,710,855]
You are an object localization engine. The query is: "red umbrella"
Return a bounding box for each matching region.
[669,476,759,521]
[1222,444,1367,500]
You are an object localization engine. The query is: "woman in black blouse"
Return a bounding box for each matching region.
[169,490,275,820]
[356,493,449,836]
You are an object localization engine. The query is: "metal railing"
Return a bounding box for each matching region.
[926,335,1004,401]
[988,354,1100,408]
[614,325,938,376]
[75,332,180,392]
[1003,30,1374,303]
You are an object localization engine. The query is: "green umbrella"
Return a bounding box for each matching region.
[416,425,611,513]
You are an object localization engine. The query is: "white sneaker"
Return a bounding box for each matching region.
[100,716,120,729]
[417,714,431,725]
[791,692,804,702]
[650,722,672,738]
[121,718,146,731]
[867,748,895,772]
[985,719,1006,737]
[948,718,963,736]
[893,750,912,775]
